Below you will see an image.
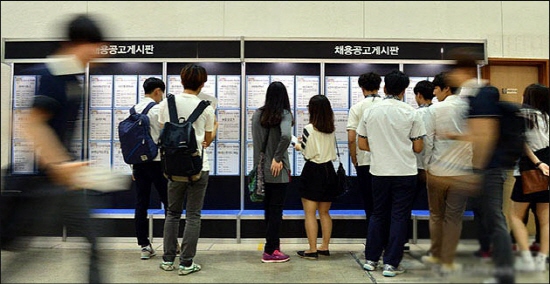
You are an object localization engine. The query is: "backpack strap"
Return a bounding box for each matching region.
[166,93,178,123]
[186,100,211,124]
[141,101,157,115]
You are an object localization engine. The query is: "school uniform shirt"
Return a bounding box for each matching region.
[299,124,337,164]
[423,95,473,176]
[356,98,426,176]
[157,93,216,171]
[133,97,161,161]
[414,105,431,170]
[522,108,549,152]
[346,95,382,166]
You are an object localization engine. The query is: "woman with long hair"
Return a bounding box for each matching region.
[294,94,337,259]
[510,83,549,272]
[251,81,294,263]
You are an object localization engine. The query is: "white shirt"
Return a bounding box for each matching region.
[158,93,216,171]
[197,91,218,169]
[346,95,382,166]
[299,124,337,164]
[356,98,426,176]
[423,95,473,176]
[415,106,431,170]
[523,109,549,152]
[133,97,161,161]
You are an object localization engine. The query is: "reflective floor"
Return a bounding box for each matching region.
[1,237,548,283]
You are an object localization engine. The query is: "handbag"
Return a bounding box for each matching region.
[519,147,549,195]
[335,138,351,198]
[247,128,270,202]
[521,169,549,195]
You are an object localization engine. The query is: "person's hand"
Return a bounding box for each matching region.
[271,159,283,177]
[46,161,90,190]
[537,162,549,176]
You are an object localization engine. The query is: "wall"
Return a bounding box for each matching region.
[1,1,549,167]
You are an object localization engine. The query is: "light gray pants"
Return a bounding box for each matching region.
[162,171,209,266]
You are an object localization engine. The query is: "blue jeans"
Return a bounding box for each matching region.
[162,171,209,267]
[476,168,515,281]
[263,182,288,254]
[365,175,416,267]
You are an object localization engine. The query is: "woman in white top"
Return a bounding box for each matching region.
[510,83,549,272]
[294,94,337,259]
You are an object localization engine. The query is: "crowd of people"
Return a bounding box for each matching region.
[1,14,548,284]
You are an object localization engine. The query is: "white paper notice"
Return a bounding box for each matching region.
[89,109,112,140]
[246,75,270,109]
[325,76,349,109]
[217,75,241,108]
[246,109,255,141]
[69,140,83,160]
[138,75,162,102]
[114,75,138,108]
[216,142,240,175]
[13,76,36,108]
[204,143,215,174]
[167,75,183,95]
[295,150,306,176]
[295,109,310,138]
[12,140,35,173]
[90,75,113,108]
[287,147,295,176]
[245,142,254,174]
[202,75,217,97]
[350,76,362,106]
[12,109,32,140]
[113,109,129,141]
[112,141,132,174]
[334,111,349,143]
[296,76,320,108]
[88,141,112,169]
[271,75,295,109]
[217,109,240,140]
[332,143,350,176]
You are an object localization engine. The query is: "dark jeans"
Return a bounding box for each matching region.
[263,182,288,254]
[132,161,168,247]
[356,165,373,241]
[365,175,416,267]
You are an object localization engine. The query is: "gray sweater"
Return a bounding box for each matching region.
[251,109,293,183]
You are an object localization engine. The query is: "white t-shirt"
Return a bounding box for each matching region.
[299,124,337,164]
[414,106,431,170]
[346,95,382,166]
[133,97,161,161]
[356,98,426,176]
[158,93,215,171]
[423,95,473,176]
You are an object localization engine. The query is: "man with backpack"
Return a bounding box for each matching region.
[157,64,216,276]
[121,77,169,259]
[445,51,524,284]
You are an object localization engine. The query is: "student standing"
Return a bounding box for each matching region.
[158,64,216,276]
[251,81,293,263]
[357,70,425,277]
[131,77,169,259]
[346,72,383,238]
[295,94,337,260]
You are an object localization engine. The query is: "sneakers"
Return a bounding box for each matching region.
[440,263,463,274]
[178,262,201,276]
[141,244,156,260]
[382,264,405,277]
[515,251,536,271]
[159,261,175,271]
[421,255,441,265]
[261,249,290,263]
[363,260,378,271]
[534,254,548,271]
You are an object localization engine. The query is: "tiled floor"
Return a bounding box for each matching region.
[1,237,548,283]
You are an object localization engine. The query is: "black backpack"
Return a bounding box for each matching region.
[118,102,158,164]
[158,94,210,182]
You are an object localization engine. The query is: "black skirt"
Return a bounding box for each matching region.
[298,160,338,202]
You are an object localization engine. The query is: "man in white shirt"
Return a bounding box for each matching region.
[356,70,425,277]
[131,77,169,259]
[346,72,382,243]
[421,72,473,272]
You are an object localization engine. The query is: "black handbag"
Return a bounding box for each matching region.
[335,138,351,198]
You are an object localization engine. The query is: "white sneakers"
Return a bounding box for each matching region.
[515,251,548,272]
[141,244,156,260]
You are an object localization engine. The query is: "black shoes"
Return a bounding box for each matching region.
[297,250,318,259]
[317,249,330,256]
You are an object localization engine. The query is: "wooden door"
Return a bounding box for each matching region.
[488,65,538,103]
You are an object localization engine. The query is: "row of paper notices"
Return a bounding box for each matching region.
[245,75,319,109]
[167,75,216,97]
